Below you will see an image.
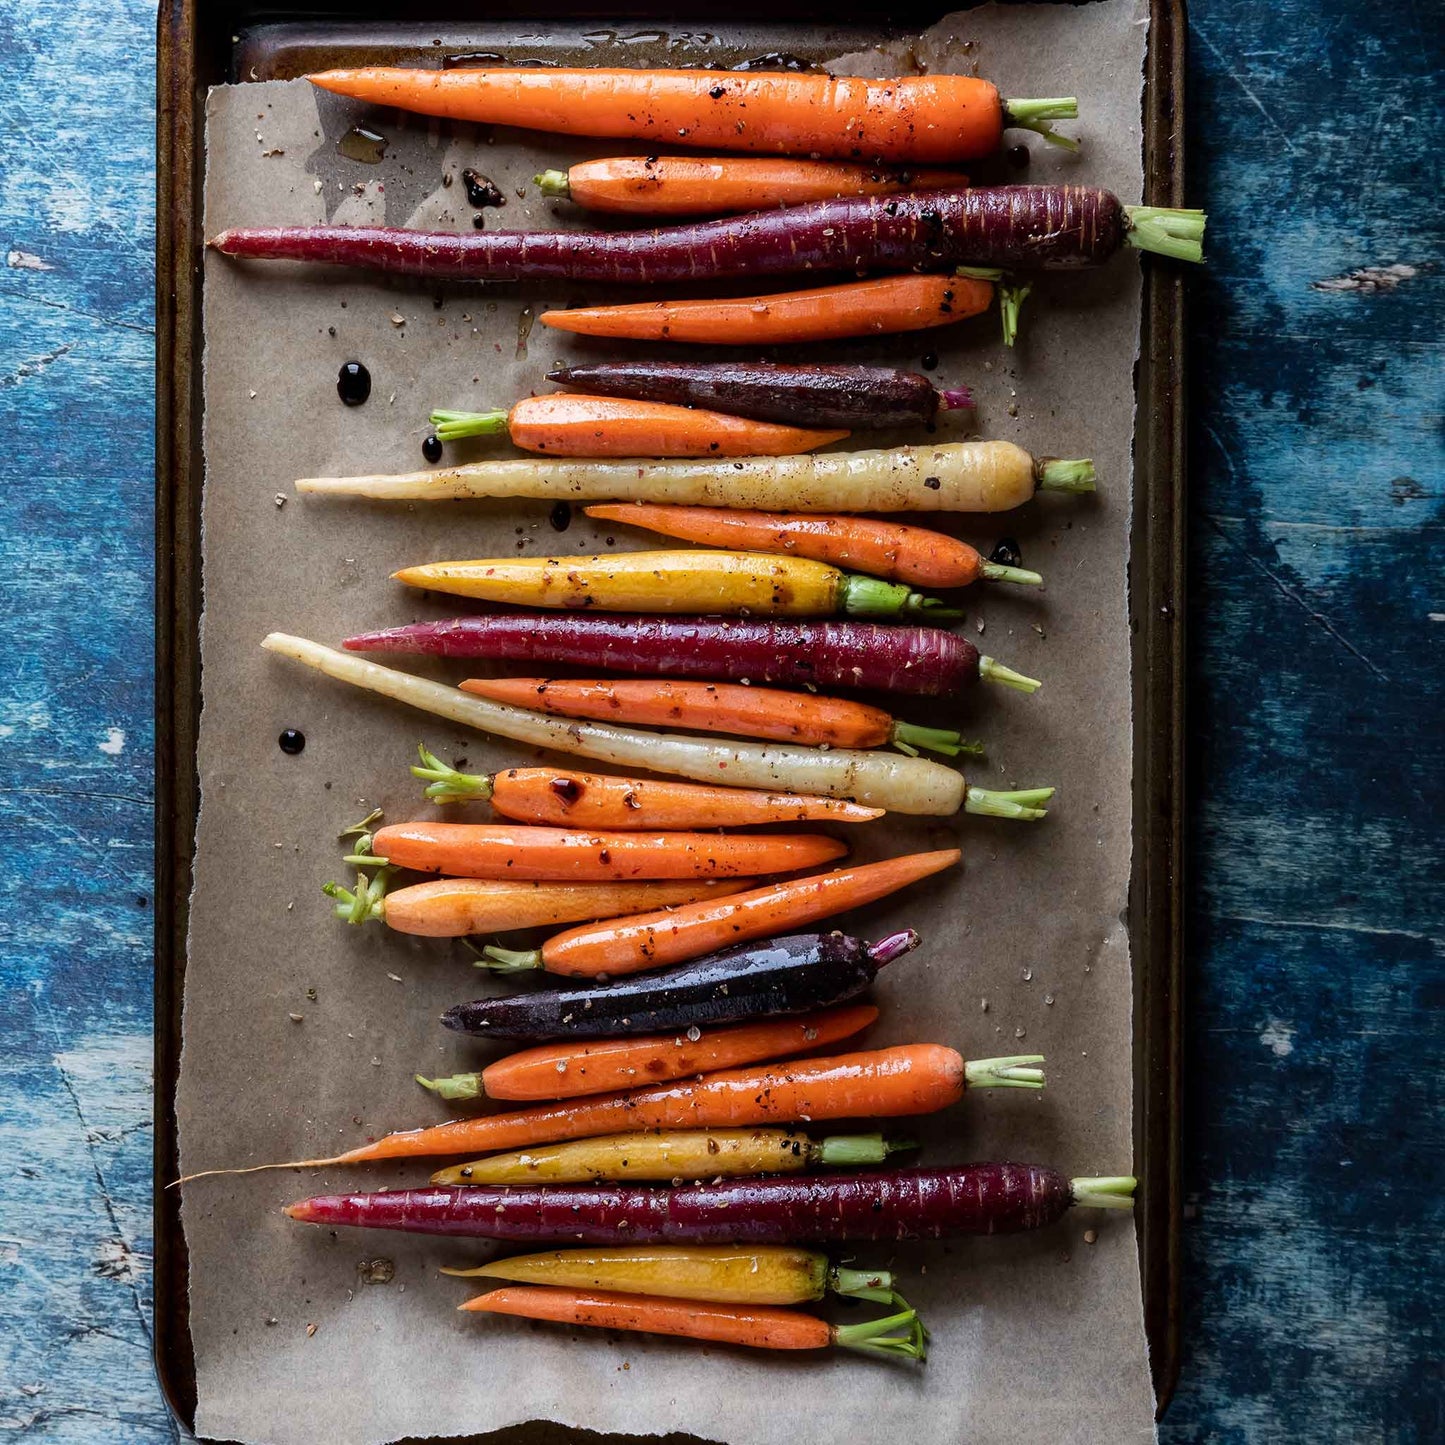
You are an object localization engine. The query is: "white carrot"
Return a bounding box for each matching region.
[294,441,1094,514]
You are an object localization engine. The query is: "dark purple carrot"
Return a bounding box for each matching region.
[446,929,917,1040]
[547,361,973,430]
[342,615,1041,697]
[283,1165,1136,1240]
[208,186,1205,283]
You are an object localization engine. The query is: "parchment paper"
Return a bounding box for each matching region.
[181,4,1155,1441]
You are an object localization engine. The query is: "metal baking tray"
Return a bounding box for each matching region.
[155,1,1186,1434]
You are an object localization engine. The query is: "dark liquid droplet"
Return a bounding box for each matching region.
[550,776,583,805]
[337,361,371,406]
[462,170,506,208]
[989,538,1024,569]
[516,305,535,359]
[1006,144,1031,169]
[550,501,573,532]
[337,126,387,164]
[921,351,939,371]
[278,728,306,755]
[422,434,443,463]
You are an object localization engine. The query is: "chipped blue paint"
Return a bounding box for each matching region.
[0,0,1438,1441]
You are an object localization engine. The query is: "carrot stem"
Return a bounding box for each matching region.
[430,408,510,442]
[999,280,1031,348]
[890,721,982,760]
[322,867,393,924]
[978,657,1042,694]
[839,573,961,621]
[980,561,1044,586]
[964,785,1055,822]
[1036,457,1097,493]
[816,1132,919,1167]
[1124,206,1207,264]
[964,1054,1046,1089]
[534,168,571,198]
[833,1305,929,1360]
[416,1073,482,1102]
[412,743,493,802]
[478,944,549,976]
[830,1266,902,1305]
[939,387,975,411]
[1071,1175,1138,1209]
[1002,96,1080,152]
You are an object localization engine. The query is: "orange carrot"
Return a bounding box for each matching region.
[421,1003,879,1101]
[432,393,845,457]
[478,849,960,978]
[459,1285,926,1357]
[535,156,969,214]
[413,752,884,828]
[370,820,846,881]
[331,875,746,937]
[307,68,1078,162]
[540,273,994,347]
[188,1044,1034,1175]
[459,678,976,759]
[584,503,1045,588]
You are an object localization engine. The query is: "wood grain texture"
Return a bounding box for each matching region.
[0,0,1438,1440]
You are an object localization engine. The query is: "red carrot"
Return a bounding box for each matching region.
[283,1166,1135,1240]
[344,615,1041,697]
[209,187,1206,284]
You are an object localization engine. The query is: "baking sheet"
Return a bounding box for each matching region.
[180,4,1156,1441]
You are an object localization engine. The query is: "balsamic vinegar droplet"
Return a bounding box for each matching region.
[337,361,371,406]
[278,728,306,755]
[549,501,573,532]
[989,537,1024,569]
[1006,144,1031,169]
[462,170,506,209]
[422,434,444,463]
[921,351,939,371]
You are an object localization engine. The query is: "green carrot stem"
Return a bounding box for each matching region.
[888,720,984,760]
[953,265,1005,281]
[964,1054,1046,1090]
[416,1072,483,1102]
[814,1132,919,1168]
[999,280,1031,348]
[830,1266,899,1304]
[980,561,1044,586]
[839,574,961,621]
[1036,457,1096,493]
[978,656,1042,693]
[1002,96,1080,152]
[964,785,1055,821]
[321,867,393,926]
[1071,1175,1138,1209]
[429,408,511,442]
[833,1304,928,1360]
[412,743,494,803]
[479,944,543,974]
[1124,206,1207,264]
[533,168,571,199]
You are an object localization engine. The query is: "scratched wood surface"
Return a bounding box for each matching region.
[0,0,1438,1440]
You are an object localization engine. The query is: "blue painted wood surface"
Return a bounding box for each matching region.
[0,0,1438,1440]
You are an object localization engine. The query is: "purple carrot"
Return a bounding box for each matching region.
[283,1165,1136,1240]
[341,615,1040,697]
[208,186,1205,283]
[546,361,973,430]
[448,929,918,1040]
